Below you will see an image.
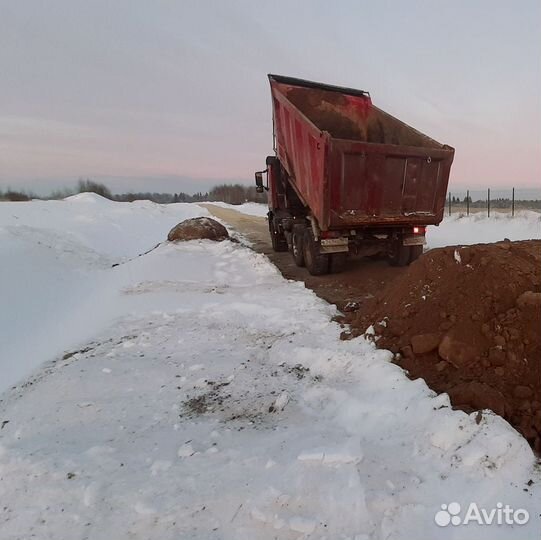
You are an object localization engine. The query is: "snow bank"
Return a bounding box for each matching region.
[0,199,539,539]
[428,211,541,248]
[63,192,116,204]
[209,201,268,217]
[0,198,209,390]
[1,196,207,260]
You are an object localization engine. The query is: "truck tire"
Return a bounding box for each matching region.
[269,217,288,252]
[303,229,329,275]
[388,239,411,267]
[329,253,347,273]
[291,226,305,267]
[410,245,423,263]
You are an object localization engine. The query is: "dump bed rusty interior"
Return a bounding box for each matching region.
[269,74,454,231]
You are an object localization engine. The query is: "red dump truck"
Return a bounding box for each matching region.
[255,74,455,275]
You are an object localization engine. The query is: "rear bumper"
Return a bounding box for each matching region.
[330,212,443,228]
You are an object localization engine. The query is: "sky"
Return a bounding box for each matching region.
[1,0,540,195]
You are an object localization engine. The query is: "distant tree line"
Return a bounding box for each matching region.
[207,183,266,204]
[114,191,207,203]
[450,196,471,204]
[0,178,267,204]
[471,198,541,209]
[448,194,541,210]
[6,179,536,209]
[0,189,34,201]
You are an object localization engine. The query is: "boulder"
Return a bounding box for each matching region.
[410,333,441,354]
[438,334,477,368]
[168,217,229,242]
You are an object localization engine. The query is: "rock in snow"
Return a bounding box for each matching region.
[167,217,229,242]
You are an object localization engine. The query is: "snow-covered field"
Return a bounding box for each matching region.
[0,196,539,539]
[207,201,269,217]
[428,210,541,248]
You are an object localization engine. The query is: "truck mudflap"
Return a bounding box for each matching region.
[320,237,349,253]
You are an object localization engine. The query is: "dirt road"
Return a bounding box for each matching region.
[200,203,404,311]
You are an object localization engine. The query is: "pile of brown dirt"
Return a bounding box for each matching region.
[343,240,541,451]
[168,217,229,242]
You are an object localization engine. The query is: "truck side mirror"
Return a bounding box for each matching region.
[255,171,264,193]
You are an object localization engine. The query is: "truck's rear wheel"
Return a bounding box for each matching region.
[303,229,329,275]
[388,239,411,267]
[291,226,305,267]
[410,245,423,263]
[269,217,288,252]
[329,253,347,273]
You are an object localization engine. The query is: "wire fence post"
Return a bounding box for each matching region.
[512,187,515,217]
[466,190,470,216]
[448,192,451,216]
[487,188,491,217]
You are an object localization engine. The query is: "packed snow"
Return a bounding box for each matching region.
[0,195,539,539]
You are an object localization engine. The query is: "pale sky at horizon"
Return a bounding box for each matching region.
[1,0,540,195]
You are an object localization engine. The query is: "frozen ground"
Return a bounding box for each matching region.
[0,195,539,539]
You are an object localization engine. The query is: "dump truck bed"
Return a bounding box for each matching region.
[269,74,454,231]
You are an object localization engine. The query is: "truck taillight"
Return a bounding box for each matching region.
[413,226,425,234]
